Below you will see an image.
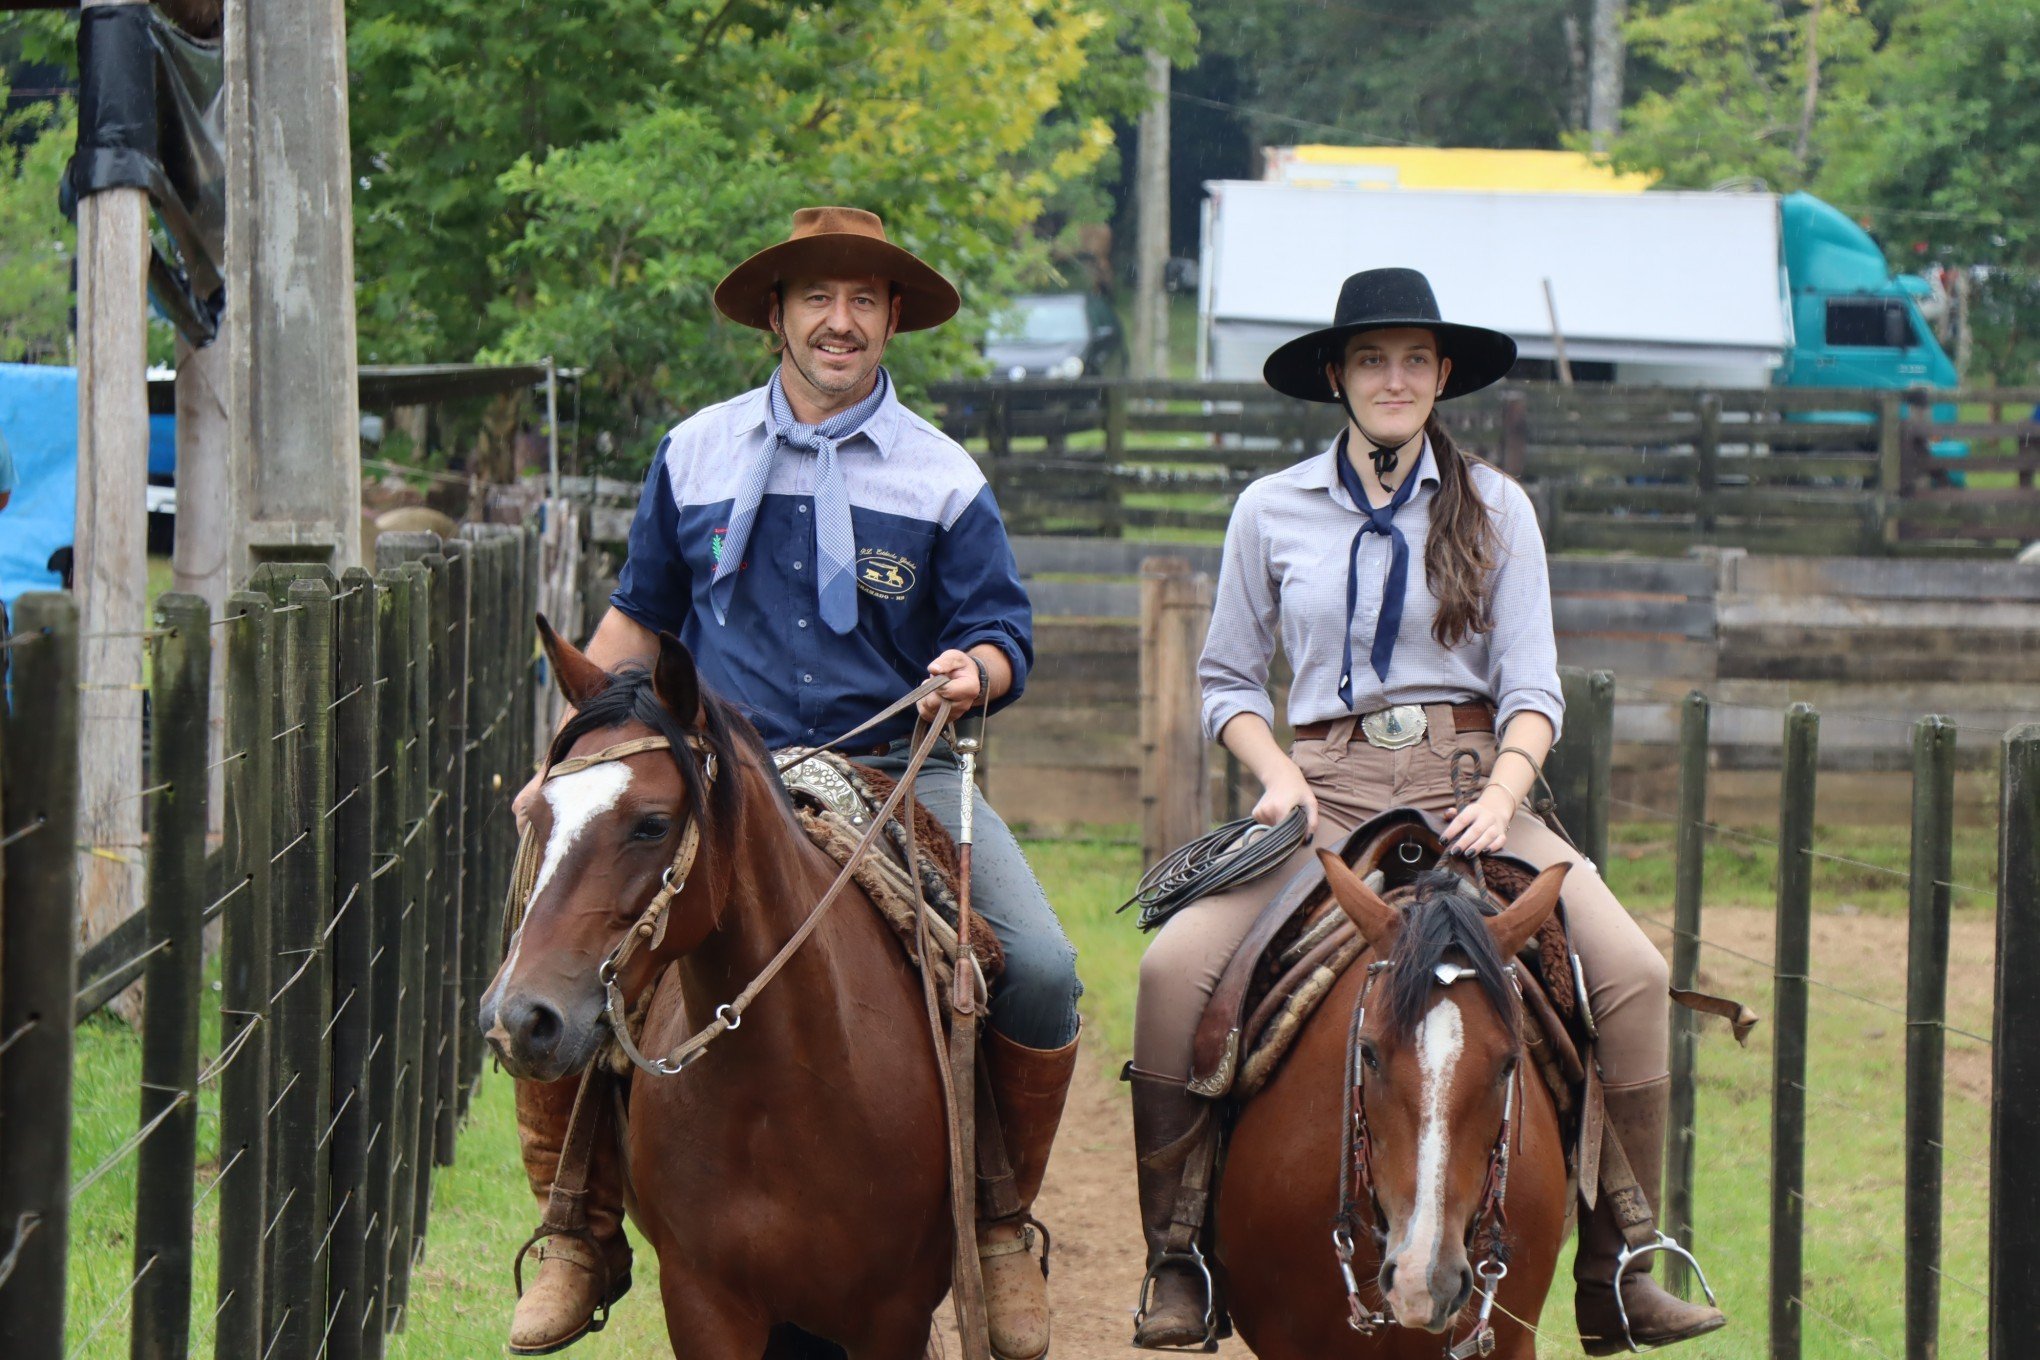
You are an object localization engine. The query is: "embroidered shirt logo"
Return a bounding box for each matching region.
[856,547,918,599]
[709,526,728,566]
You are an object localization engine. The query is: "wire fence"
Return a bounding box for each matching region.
[1545,688,2020,1359]
[0,527,540,1360]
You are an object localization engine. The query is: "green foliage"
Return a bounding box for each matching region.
[1188,0,1598,152]
[353,0,1188,464]
[1607,0,1881,190]
[0,70,77,364]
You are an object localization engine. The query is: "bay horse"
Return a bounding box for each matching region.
[480,622,953,1358]
[1214,853,1572,1359]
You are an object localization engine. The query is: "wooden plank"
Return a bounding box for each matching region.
[1548,558,1715,596]
[1552,595,1715,640]
[1013,537,1224,577]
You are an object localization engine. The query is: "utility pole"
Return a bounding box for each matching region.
[1132,48,1171,381]
[1587,0,1625,151]
[73,0,153,958]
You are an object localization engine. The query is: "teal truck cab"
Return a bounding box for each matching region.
[1776,193,1961,460]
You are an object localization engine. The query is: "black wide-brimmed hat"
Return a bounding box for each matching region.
[1262,267,1517,403]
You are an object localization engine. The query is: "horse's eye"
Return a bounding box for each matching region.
[1498,1055,1518,1082]
[1360,1042,1380,1074]
[631,816,671,842]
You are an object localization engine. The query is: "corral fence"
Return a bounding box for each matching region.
[923,379,2040,556]
[1132,561,2040,1358]
[0,526,539,1359]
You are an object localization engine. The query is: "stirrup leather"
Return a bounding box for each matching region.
[1135,1241,1220,1352]
[1610,1231,1720,1354]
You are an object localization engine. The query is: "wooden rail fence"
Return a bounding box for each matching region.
[0,526,538,1360]
[923,379,2040,555]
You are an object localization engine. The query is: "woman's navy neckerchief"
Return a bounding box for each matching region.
[1334,432,1422,707]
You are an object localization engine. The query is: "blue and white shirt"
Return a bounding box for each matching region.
[610,373,1034,748]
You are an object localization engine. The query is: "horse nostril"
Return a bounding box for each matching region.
[1378,1262,1396,1298]
[525,1002,563,1052]
[1449,1264,1474,1315]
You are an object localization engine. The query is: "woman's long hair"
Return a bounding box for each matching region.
[1421,412,1501,649]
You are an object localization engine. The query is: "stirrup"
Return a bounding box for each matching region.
[1611,1231,1720,1353]
[1135,1241,1219,1352]
[512,1225,618,1334]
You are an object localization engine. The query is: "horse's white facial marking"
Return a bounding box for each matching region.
[489,762,633,1006]
[1387,996,1464,1323]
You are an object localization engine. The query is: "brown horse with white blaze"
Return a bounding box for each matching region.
[480,620,952,1359]
[1214,855,1572,1359]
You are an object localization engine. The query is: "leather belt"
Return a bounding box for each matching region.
[1295,702,1494,745]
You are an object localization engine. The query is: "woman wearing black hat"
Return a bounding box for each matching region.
[1124,269,1726,1353]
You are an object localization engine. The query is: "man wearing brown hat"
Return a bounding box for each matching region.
[505,208,1084,1357]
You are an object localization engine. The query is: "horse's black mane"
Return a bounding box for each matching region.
[1379,868,1521,1044]
[547,664,767,867]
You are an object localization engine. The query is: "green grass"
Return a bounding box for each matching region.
[64,830,1994,1356]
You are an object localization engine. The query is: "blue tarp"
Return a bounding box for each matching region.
[0,363,79,607]
[0,365,177,608]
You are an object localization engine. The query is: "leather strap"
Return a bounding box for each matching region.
[514,1066,616,1298]
[1296,701,1494,743]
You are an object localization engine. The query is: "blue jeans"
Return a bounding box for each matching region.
[861,741,1083,1050]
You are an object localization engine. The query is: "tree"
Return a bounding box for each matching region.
[1601,0,1880,191]
[1185,0,1601,156]
[0,76,75,364]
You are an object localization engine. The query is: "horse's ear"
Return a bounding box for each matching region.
[652,631,704,728]
[1484,862,1570,959]
[1320,848,1400,949]
[536,613,611,707]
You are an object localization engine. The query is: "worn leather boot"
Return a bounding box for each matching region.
[1575,1077,1727,1355]
[979,1026,1082,1360]
[1126,1067,1222,1352]
[509,1075,633,1356]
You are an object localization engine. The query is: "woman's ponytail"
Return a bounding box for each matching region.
[1421,414,1501,648]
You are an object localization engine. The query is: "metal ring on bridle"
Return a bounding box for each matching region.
[715,1003,742,1032]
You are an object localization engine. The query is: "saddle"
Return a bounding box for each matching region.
[1189,807,1754,1224]
[775,747,1005,983]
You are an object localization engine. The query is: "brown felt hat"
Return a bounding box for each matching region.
[714,207,961,334]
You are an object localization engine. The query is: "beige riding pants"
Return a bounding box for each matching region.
[1132,705,1670,1090]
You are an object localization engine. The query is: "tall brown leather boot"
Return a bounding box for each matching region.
[509,1075,633,1356]
[1575,1077,1726,1356]
[979,1026,1081,1360]
[1125,1066,1222,1352]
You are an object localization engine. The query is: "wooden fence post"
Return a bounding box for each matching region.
[129,594,211,1360]
[326,570,379,1360]
[1695,392,1721,535]
[1877,390,1903,549]
[385,564,431,1324]
[428,547,466,1169]
[1663,691,1708,1299]
[1139,557,1212,869]
[408,556,445,1259]
[1906,715,1955,1360]
[1105,383,1128,462]
[1989,723,2040,1359]
[214,592,273,1357]
[1548,668,1613,871]
[1770,702,1819,1360]
[0,594,80,1360]
[261,573,338,1355]
[362,569,410,1352]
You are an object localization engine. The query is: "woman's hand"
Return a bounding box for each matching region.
[1252,757,1319,836]
[1443,784,1515,856]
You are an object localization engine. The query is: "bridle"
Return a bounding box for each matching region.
[526,676,957,1078]
[1334,954,1522,1360]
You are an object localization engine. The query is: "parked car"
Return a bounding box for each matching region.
[983,292,1126,382]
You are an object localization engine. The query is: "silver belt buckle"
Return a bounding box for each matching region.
[1360,704,1428,750]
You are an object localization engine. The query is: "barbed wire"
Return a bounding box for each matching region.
[0,816,47,850]
[1790,1292,1901,1360]
[0,1212,40,1293]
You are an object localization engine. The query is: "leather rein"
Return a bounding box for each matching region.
[533,674,957,1078]
[1334,956,1522,1359]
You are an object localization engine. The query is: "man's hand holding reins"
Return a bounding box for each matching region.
[919,645,1011,723]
